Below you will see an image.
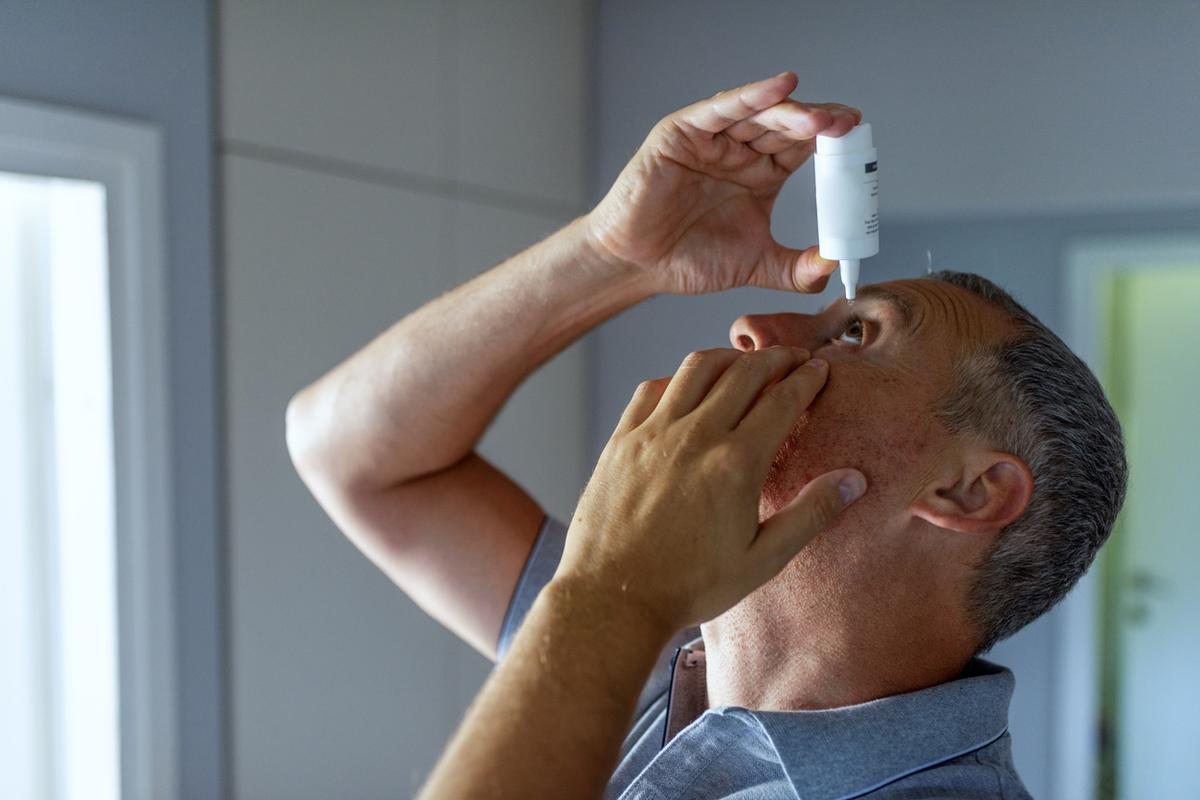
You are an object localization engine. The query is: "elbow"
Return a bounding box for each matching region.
[285,385,380,501]
[285,387,323,483]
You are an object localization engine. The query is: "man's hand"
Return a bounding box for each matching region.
[555,346,867,635]
[585,71,862,296]
[419,347,866,800]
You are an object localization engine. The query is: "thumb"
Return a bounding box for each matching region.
[750,469,867,578]
[765,244,838,293]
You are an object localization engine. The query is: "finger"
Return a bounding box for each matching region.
[656,349,743,418]
[812,111,861,140]
[615,376,670,433]
[771,139,817,172]
[675,71,799,135]
[735,357,828,451]
[722,116,768,143]
[724,101,832,143]
[746,129,797,155]
[748,244,837,294]
[725,104,826,143]
[748,469,867,581]
[700,346,811,429]
[726,101,860,143]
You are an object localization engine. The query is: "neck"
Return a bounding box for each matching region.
[700,557,976,711]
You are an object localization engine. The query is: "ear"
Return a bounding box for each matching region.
[911,450,1034,535]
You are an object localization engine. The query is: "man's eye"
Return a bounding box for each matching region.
[835,318,866,346]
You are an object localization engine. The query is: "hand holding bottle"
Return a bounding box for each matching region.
[583,71,861,296]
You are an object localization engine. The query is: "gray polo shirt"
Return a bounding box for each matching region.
[498,516,1033,800]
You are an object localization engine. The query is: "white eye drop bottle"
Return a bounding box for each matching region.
[814,123,879,301]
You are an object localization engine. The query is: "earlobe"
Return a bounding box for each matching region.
[912,452,1034,535]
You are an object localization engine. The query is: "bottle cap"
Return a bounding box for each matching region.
[816,123,873,155]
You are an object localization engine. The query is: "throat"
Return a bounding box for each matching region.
[699,585,974,711]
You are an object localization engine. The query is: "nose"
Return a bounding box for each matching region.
[729,313,817,352]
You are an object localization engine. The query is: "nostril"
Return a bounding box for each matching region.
[736,334,755,351]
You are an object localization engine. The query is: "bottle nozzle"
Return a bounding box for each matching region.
[839,258,860,302]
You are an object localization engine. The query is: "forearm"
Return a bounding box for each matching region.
[418,577,671,800]
[286,215,652,492]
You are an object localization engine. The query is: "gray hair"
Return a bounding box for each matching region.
[928,271,1127,652]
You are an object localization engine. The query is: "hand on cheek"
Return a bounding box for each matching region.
[555,346,868,636]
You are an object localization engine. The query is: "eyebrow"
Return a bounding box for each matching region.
[853,286,916,330]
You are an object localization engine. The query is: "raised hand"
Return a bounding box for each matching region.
[555,346,867,633]
[585,72,862,296]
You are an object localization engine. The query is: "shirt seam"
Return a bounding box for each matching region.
[670,730,743,800]
[832,725,1010,800]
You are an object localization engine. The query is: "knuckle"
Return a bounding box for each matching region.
[654,115,689,140]
[797,270,832,294]
[680,348,733,373]
[635,376,669,394]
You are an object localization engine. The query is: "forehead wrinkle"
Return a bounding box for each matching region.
[902,279,992,347]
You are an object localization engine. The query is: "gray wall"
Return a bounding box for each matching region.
[0,5,223,798]
[216,2,589,796]
[589,3,1200,797]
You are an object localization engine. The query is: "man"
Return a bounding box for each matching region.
[286,72,1126,798]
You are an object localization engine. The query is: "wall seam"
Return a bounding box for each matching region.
[219,138,582,219]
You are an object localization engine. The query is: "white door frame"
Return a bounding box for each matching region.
[0,96,177,800]
[1055,233,1200,800]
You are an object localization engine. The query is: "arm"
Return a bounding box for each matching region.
[286,217,651,656]
[418,347,869,800]
[286,70,859,659]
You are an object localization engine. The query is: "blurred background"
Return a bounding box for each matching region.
[1,2,1197,798]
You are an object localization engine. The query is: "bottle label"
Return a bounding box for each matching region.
[815,156,880,240]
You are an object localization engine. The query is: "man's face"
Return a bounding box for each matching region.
[731,278,1015,536]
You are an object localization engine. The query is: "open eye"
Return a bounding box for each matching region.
[835,317,866,346]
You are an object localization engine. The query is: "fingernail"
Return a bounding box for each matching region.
[804,358,827,370]
[838,471,867,505]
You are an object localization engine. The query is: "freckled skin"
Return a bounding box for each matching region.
[704,277,1019,711]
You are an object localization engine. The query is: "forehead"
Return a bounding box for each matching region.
[838,277,1013,347]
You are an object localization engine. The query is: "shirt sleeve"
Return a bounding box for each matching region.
[496,514,568,661]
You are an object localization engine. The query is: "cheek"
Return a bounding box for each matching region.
[760,377,938,518]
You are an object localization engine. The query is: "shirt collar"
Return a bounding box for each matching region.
[668,639,1014,800]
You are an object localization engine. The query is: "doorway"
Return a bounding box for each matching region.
[1063,236,1200,800]
[1098,266,1200,799]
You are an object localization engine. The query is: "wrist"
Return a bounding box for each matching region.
[568,214,660,301]
[542,574,677,655]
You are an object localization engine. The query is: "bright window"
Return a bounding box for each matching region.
[0,170,120,800]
